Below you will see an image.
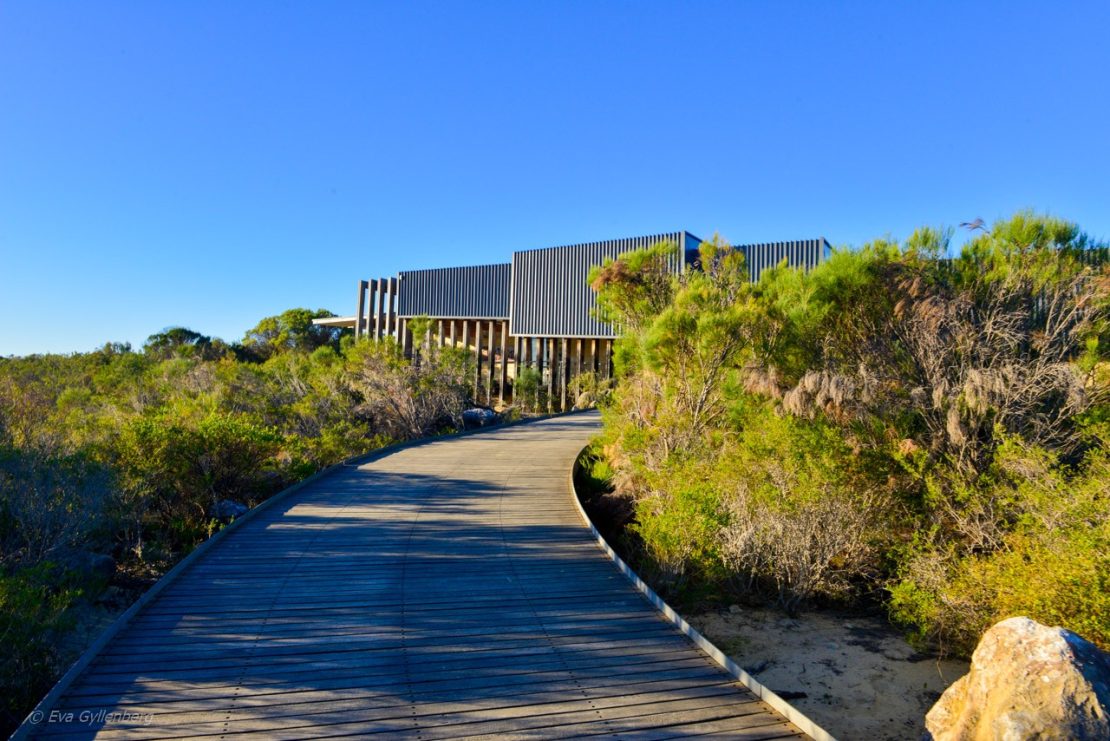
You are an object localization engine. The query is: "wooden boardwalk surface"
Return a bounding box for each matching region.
[28,413,807,740]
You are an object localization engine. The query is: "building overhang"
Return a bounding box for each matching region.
[311,316,358,328]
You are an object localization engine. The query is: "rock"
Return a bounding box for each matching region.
[924,616,1110,741]
[57,549,116,581]
[212,499,249,520]
[462,407,499,429]
[729,604,742,614]
[573,392,594,410]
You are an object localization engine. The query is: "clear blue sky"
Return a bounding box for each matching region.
[2,2,1108,355]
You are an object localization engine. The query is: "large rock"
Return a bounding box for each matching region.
[57,549,116,581]
[925,616,1110,740]
[212,499,249,520]
[462,407,499,429]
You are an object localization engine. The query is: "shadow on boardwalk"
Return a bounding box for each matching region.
[25,414,805,740]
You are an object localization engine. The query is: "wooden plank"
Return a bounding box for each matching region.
[65,648,715,700]
[24,413,808,741]
[55,660,722,711]
[38,676,752,733]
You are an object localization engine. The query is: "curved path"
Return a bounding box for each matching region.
[27,413,806,740]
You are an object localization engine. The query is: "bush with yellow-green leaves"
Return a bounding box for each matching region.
[591,212,1110,656]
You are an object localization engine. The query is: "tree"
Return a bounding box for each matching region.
[588,240,679,334]
[143,327,227,360]
[592,236,761,462]
[782,213,1110,476]
[241,308,346,360]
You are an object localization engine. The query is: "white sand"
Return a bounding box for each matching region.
[688,606,968,740]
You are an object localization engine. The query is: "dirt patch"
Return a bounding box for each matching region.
[689,606,968,741]
[55,576,150,673]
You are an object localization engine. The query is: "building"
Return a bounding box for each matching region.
[314,231,830,410]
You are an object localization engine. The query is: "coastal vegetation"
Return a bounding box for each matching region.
[585,212,1110,657]
[0,309,471,732]
[3,210,1106,732]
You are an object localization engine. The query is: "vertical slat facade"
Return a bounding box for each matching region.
[509,231,700,338]
[735,238,830,283]
[398,263,511,319]
[345,231,835,405]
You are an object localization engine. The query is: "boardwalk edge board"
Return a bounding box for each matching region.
[12,412,561,740]
[568,445,838,741]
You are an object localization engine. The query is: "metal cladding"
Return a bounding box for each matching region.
[736,239,831,282]
[368,231,833,342]
[397,263,511,319]
[509,231,701,338]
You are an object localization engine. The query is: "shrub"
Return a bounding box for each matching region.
[568,370,612,408]
[715,408,882,613]
[633,479,727,591]
[0,446,111,569]
[0,564,84,733]
[889,437,1110,654]
[513,367,545,413]
[114,412,282,556]
[592,213,1110,656]
[346,339,471,439]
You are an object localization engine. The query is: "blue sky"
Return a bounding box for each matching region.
[2,2,1108,355]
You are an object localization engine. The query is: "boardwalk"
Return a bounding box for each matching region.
[28,413,807,740]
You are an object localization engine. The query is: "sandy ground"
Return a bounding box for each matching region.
[688,606,968,741]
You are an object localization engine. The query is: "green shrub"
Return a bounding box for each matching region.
[591,212,1110,655]
[713,408,883,612]
[513,367,545,412]
[115,412,282,555]
[0,445,111,569]
[346,339,471,438]
[890,438,1110,654]
[0,564,84,733]
[633,478,727,591]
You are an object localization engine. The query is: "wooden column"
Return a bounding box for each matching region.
[533,339,542,412]
[558,338,568,411]
[545,339,555,413]
[400,318,410,357]
[355,280,368,340]
[553,339,560,411]
[369,280,377,339]
[498,323,509,406]
[373,278,385,339]
[575,339,584,395]
[385,278,397,340]
[473,321,483,402]
[591,338,599,375]
[368,281,378,339]
[581,339,589,404]
[485,320,495,404]
[437,320,446,348]
[512,336,522,401]
[450,319,457,348]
